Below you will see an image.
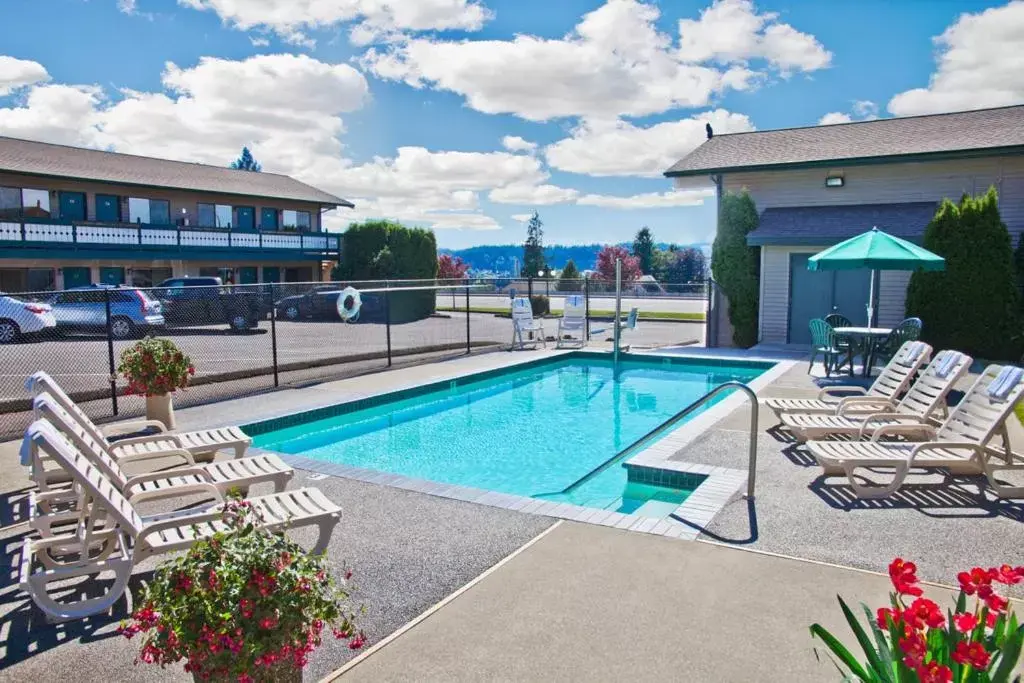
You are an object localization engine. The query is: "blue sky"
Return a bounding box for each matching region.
[1,0,1021,248]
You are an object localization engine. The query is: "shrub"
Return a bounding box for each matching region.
[905,188,1023,360]
[632,227,655,275]
[529,295,550,316]
[596,245,642,284]
[118,337,194,397]
[811,558,1023,683]
[558,259,582,291]
[120,498,363,681]
[711,191,760,347]
[437,253,469,281]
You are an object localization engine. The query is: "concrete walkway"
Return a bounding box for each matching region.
[335,521,953,682]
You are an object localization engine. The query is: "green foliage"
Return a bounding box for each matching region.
[632,227,655,275]
[711,191,760,347]
[653,247,707,283]
[529,295,550,316]
[118,336,194,397]
[905,188,1023,360]
[120,498,363,680]
[336,220,438,321]
[1014,233,1024,312]
[522,212,547,276]
[230,146,262,172]
[558,259,582,291]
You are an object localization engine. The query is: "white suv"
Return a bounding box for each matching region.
[0,293,57,343]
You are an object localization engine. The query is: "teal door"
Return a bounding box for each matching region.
[262,266,280,283]
[100,267,125,285]
[62,267,91,288]
[787,254,873,343]
[237,207,255,230]
[238,266,258,284]
[260,208,279,230]
[96,194,121,222]
[59,192,86,221]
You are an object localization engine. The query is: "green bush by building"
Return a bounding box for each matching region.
[711,191,760,348]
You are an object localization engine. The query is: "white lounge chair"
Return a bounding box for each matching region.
[27,393,292,520]
[764,341,932,419]
[19,420,341,622]
[25,371,251,485]
[806,364,1024,499]
[511,297,545,349]
[780,350,972,442]
[556,295,587,348]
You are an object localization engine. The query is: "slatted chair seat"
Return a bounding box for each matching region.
[765,341,932,419]
[781,350,971,442]
[806,364,1024,499]
[20,420,340,622]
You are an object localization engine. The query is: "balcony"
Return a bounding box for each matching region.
[0,219,340,261]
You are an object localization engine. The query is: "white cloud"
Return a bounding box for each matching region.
[179,0,490,47]
[117,0,137,13]
[511,213,533,223]
[888,1,1024,116]
[489,183,579,205]
[853,100,878,118]
[0,56,50,95]
[818,112,852,125]
[249,36,270,47]
[577,189,715,209]
[501,135,537,153]
[545,109,754,178]
[362,0,829,121]
[677,0,831,72]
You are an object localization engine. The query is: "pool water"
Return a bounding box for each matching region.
[252,355,768,515]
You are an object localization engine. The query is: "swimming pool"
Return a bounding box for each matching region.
[248,353,770,516]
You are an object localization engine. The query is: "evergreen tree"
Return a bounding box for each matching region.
[1015,233,1024,313]
[711,191,760,348]
[558,259,582,291]
[906,188,1022,359]
[632,227,655,275]
[230,147,262,172]
[522,211,547,277]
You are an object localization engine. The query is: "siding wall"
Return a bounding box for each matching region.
[725,154,1024,343]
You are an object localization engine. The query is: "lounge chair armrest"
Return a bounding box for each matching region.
[111,432,185,449]
[32,489,79,506]
[101,419,168,438]
[909,441,984,465]
[818,385,867,400]
[131,481,223,508]
[836,398,896,415]
[856,413,920,439]
[869,423,936,442]
[123,467,213,491]
[117,447,195,467]
[137,504,226,544]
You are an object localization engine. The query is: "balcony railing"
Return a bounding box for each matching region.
[0,219,340,257]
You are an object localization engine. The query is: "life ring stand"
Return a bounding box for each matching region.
[337,286,362,322]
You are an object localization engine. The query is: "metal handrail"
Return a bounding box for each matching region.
[550,380,760,500]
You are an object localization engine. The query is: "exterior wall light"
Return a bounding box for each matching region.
[825,175,844,188]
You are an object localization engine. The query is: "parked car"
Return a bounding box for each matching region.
[0,292,57,343]
[155,277,268,332]
[47,285,165,339]
[275,285,385,323]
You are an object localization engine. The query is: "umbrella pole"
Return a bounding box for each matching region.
[867,269,876,326]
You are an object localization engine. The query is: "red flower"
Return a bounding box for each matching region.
[992,564,1023,585]
[259,615,278,630]
[904,598,945,630]
[345,569,353,581]
[952,613,978,632]
[239,598,254,618]
[889,558,923,596]
[348,632,366,650]
[958,567,995,596]
[984,593,1009,614]
[898,631,927,668]
[917,661,953,683]
[876,607,902,629]
[986,611,999,628]
[952,641,991,669]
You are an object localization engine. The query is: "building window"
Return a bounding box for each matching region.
[0,187,20,219]
[128,198,171,225]
[0,187,53,219]
[197,203,233,228]
[282,210,311,231]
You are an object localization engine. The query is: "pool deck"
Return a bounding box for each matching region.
[2,346,1022,681]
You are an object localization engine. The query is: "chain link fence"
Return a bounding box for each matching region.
[0,277,707,439]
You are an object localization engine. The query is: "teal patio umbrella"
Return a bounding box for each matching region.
[808,227,945,326]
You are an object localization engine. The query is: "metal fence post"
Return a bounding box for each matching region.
[269,283,279,387]
[527,277,533,300]
[465,283,471,354]
[104,288,119,416]
[704,278,712,348]
[385,282,392,367]
[584,276,590,340]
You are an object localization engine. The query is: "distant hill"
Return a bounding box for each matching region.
[440,243,711,274]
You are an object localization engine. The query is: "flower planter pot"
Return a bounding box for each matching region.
[192,663,302,683]
[146,392,176,430]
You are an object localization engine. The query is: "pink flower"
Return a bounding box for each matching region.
[259,615,278,630]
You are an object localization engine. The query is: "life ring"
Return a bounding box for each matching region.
[337,286,362,322]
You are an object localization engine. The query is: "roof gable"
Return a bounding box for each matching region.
[0,136,352,207]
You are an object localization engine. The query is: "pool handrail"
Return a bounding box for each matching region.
[550,381,760,500]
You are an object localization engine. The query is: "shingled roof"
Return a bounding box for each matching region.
[665,105,1024,178]
[0,136,352,207]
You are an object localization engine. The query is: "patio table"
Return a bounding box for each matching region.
[833,326,892,377]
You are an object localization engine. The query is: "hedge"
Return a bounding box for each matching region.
[711,191,760,348]
[905,188,1023,360]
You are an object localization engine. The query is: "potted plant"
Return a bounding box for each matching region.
[120,498,364,682]
[811,557,1023,682]
[118,336,194,429]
